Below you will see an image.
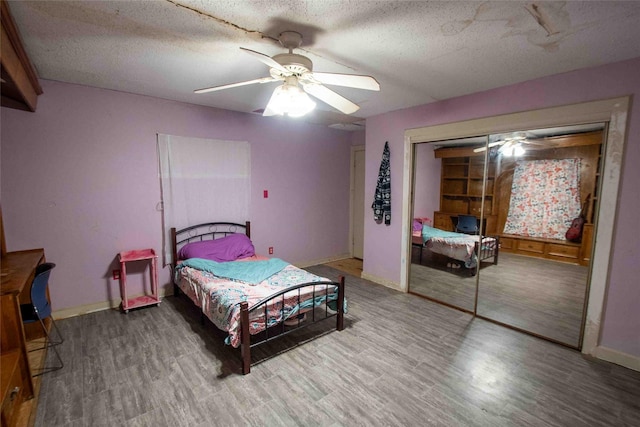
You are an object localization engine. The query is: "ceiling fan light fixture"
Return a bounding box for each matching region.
[513,144,526,156]
[502,145,514,157]
[269,79,316,117]
[502,142,526,157]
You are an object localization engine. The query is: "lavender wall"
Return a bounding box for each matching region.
[350,130,365,146]
[413,143,440,222]
[1,80,353,311]
[364,57,640,357]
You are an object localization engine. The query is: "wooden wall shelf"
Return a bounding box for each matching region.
[1,0,42,112]
[433,148,497,233]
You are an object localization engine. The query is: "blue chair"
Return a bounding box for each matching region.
[455,215,479,235]
[20,262,64,375]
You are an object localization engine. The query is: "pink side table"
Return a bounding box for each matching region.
[118,249,160,313]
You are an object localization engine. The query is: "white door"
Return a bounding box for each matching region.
[352,147,365,259]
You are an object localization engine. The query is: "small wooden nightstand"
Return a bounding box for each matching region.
[118,249,160,313]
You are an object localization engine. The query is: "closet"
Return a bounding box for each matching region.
[410,124,606,348]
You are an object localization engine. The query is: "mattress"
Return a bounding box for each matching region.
[175,257,342,347]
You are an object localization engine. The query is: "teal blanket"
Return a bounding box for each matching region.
[422,225,468,243]
[177,258,289,284]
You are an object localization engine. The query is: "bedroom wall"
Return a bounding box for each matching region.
[350,130,365,146]
[1,80,353,313]
[363,56,640,359]
[412,143,440,223]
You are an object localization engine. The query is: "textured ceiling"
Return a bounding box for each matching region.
[7,1,640,128]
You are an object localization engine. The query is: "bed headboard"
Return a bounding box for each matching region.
[170,221,251,267]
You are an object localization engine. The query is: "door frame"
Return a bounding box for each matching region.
[400,96,630,361]
[349,145,365,258]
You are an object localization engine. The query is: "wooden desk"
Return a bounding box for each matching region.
[1,249,45,412]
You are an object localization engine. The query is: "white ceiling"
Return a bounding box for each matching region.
[8,1,640,128]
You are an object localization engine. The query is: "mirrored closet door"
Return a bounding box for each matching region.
[409,123,605,348]
[410,135,489,313]
[475,125,604,348]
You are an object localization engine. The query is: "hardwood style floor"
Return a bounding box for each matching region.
[410,250,588,346]
[35,266,639,426]
[323,258,363,278]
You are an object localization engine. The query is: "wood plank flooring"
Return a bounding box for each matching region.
[34,265,640,426]
[410,250,588,346]
[323,258,363,278]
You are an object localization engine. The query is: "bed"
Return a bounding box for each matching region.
[170,221,346,374]
[412,224,499,275]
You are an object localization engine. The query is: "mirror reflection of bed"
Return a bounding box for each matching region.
[409,124,604,348]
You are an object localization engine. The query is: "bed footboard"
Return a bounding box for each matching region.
[476,235,500,265]
[240,276,346,374]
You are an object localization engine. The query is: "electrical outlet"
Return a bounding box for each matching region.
[112,270,120,280]
[268,247,274,255]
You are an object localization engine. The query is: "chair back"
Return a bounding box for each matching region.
[30,263,56,319]
[456,215,479,234]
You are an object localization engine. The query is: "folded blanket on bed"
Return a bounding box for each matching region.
[177,258,289,284]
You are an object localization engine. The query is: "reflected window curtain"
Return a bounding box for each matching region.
[503,158,581,240]
[157,134,250,264]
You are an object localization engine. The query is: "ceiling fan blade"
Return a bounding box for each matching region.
[240,47,290,74]
[194,77,279,94]
[302,83,360,115]
[262,87,281,117]
[523,139,545,145]
[473,140,503,153]
[311,72,380,91]
[499,140,516,153]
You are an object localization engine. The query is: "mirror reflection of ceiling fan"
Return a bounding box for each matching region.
[194,31,380,118]
[473,132,543,155]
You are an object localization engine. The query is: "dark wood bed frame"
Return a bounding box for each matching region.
[170,221,345,374]
[412,234,500,276]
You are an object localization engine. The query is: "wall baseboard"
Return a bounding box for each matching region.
[361,271,402,291]
[591,345,640,372]
[53,288,173,320]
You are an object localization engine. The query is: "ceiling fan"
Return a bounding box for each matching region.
[194,31,380,117]
[473,132,543,155]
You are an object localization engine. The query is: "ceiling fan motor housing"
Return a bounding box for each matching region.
[279,31,303,50]
[271,53,313,76]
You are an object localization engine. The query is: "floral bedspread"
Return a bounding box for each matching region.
[503,158,581,240]
[175,259,341,347]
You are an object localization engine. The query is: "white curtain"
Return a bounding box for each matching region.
[157,134,250,264]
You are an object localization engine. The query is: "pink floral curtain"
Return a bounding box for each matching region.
[503,158,581,240]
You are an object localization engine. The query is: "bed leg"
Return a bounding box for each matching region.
[240,301,251,374]
[337,276,345,331]
[494,236,500,265]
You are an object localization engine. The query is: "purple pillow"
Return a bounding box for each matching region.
[413,219,423,232]
[178,234,255,262]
